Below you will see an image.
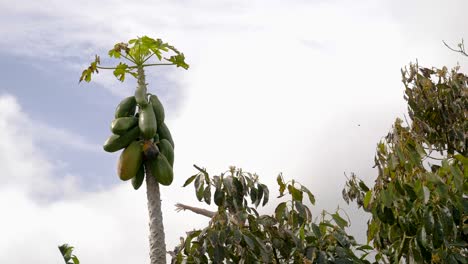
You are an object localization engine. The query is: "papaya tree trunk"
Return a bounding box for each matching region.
[137,66,167,264]
[146,164,167,264]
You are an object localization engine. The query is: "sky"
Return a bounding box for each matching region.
[0,0,467,263]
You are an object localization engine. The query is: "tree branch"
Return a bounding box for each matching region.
[443,39,468,57]
[175,203,215,218]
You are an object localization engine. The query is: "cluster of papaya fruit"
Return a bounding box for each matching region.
[103,92,175,189]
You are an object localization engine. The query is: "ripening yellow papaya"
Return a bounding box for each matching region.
[117,140,143,181]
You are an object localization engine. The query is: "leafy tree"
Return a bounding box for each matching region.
[343,63,467,263]
[170,166,372,263]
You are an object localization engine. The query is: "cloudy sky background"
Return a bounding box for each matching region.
[0,0,467,263]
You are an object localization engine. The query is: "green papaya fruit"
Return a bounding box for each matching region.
[158,139,174,166]
[111,116,138,135]
[158,122,174,149]
[131,163,145,190]
[114,96,137,118]
[135,86,148,107]
[103,126,140,152]
[149,94,165,127]
[148,153,173,186]
[139,102,157,139]
[117,140,143,181]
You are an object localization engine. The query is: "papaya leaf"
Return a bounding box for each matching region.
[113,62,129,82]
[166,53,189,69]
[72,256,80,264]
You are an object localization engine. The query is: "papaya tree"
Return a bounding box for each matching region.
[80,36,188,264]
[343,63,468,263]
[170,165,372,263]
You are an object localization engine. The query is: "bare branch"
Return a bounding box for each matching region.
[443,39,468,57]
[175,203,215,218]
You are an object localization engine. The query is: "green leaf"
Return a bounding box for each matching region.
[214,187,224,207]
[357,245,374,251]
[261,184,269,206]
[363,190,372,209]
[301,186,315,205]
[113,62,129,82]
[358,180,370,192]
[166,53,189,69]
[439,206,454,234]
[213,245,225,263]
[250,187,258,205]
[243,234,255,250]
[255,184,264,207]
[424,208,434,233]
[450,164,463,191]
[203,186,211,205]
[432,215,444,248]
[277,174,286,197]
[403,183,417,200]
[183,174,197,187]
[288,185,303,202]
[312,223,322,237]
[295,202,307,223]
[72,256,80,264]
[275,202,287,221]
[332,213,348,229]
[416,226,427,249]
[195,176,204,202]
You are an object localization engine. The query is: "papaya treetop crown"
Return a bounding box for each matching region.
[80,35,189,83]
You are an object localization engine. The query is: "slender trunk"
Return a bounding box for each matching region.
[137,66,167,264]
[146,163,167,264]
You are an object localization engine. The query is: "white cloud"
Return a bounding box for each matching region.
[0,94,211,263]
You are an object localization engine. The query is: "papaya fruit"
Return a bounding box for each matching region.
[148,153,173,186]
[139,102,157,139]
[114,96,137,118]
[135,86,148,107]
[131,163,145,190]
[117,140,143,181]
[158,139,174,166]
[149,94,165,127]
[158,122,174,149]
[111,116,138,135]
[103,126,140,152]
